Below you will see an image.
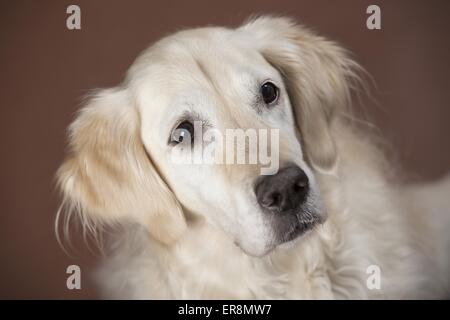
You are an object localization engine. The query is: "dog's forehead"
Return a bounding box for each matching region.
[134,28,280,119]
[173,32,269,84]
[135,27,272,89]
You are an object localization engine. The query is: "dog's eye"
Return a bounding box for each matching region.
[170,121,194,146]
[261,81,279,105]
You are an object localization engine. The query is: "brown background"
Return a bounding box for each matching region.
[0,0,449,299]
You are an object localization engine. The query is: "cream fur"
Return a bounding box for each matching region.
[56,16,450,299]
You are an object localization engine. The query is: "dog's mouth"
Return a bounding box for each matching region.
[277,211,324,245]
[282,219,317,243]
[235,200,326,257]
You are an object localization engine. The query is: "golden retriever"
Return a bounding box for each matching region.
[56,16,450,299]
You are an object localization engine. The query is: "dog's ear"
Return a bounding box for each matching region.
[57,88,186,245]
[241,16,359,170]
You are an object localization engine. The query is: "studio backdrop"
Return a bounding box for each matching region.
[0,0,449,299]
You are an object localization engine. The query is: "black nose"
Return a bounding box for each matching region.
[255,166,309,214]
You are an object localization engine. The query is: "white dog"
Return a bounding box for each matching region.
[56,16,450,299]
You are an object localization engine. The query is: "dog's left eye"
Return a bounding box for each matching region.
[170,121,194,146]
[261,81,279,105]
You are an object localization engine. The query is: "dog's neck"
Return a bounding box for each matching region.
[132,214,358,298]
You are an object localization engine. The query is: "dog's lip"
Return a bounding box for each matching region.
[281,216,322,243]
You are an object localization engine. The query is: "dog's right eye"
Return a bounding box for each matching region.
[261,81,279,105]
[170,121,194,146]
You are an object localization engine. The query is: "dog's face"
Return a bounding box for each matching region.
[57,17,357,256]
[136,29,325,256]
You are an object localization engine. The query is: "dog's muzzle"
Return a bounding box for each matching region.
[255,166,320,243]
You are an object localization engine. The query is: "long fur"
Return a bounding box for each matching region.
[56,16,450,299]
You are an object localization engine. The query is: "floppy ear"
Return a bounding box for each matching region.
[241,16,360,170]
[57,88,186,245]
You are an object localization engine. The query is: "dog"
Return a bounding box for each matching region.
[56,16,450,299]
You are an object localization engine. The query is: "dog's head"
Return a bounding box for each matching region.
[57,16,359,256]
